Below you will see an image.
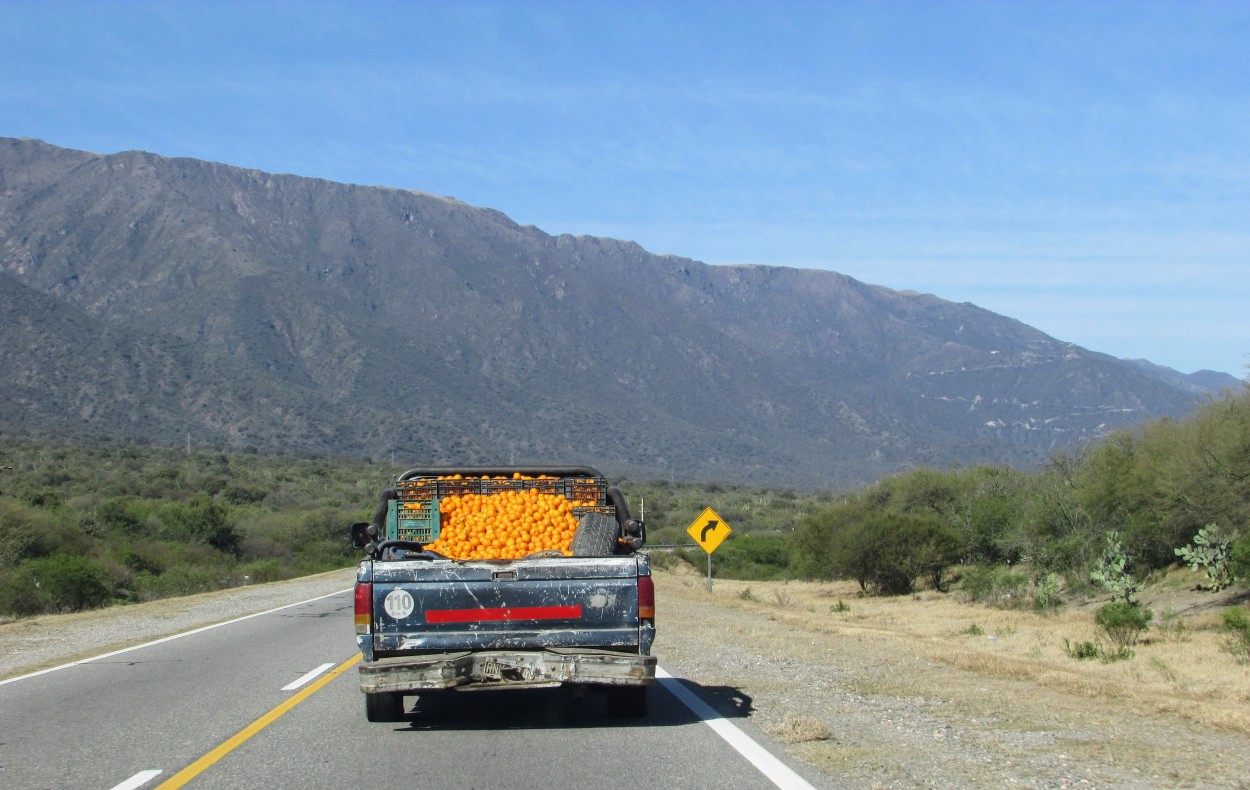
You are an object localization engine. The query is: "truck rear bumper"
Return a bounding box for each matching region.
[360,648,657,693]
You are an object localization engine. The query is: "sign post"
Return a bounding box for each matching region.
[686,506,733,592]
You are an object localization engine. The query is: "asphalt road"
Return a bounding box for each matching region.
[0,588,831,790]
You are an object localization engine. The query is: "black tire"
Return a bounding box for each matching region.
[606,685,648,718]
[569,513,620,556]
[365,691,405,722]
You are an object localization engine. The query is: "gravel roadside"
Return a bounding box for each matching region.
[5,565,1250,789]
[653,568,1250,790]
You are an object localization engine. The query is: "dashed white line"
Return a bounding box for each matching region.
[656,667,817,790]
[109,769,162,790]
[281,662,336,691]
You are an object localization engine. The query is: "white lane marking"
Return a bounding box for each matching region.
[109,768,162,790]
[656,667,817,790]
[0,588,352,687]
[281,662,336,691]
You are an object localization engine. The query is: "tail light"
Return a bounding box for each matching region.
[638,574,655,620]
[354,582,372,634]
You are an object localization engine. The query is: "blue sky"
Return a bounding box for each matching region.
[3,1,1247,377]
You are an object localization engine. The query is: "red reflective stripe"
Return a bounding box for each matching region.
[425,605,582,624]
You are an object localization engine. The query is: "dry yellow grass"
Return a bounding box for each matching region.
[660,567,1250,733]
[653,564,1250,786]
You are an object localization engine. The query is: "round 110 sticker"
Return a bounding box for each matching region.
[383,589,415,620]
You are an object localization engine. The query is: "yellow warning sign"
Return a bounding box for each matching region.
[686,507,732,554]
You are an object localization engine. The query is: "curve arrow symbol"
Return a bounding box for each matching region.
[700,520,719,542]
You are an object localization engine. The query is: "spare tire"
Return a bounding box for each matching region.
[569,513,621,556]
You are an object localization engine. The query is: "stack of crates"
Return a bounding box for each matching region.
[388,477,457,543]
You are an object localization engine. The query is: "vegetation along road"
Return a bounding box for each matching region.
[3,563,1249,789]
[2,388,1248,786]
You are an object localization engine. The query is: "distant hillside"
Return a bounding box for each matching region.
[0,137,1226,487]
[1121,358,1241,397]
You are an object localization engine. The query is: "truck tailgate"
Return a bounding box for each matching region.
[369,556,645,653]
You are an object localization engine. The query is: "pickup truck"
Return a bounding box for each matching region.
[350,466,656,721]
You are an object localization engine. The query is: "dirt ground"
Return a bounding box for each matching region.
[651,563,1250,789]
[4,565,1250,789]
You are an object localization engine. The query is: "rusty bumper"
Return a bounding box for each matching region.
[359,648,657,693]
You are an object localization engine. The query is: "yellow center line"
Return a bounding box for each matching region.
[156,652,363,789]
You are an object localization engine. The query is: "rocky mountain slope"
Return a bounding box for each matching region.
[0,138,1234,487]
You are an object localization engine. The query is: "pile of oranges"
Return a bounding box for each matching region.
[419,475,597,560]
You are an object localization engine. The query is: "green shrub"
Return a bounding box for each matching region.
[239,558,285,584]
[223,483,269,505]
[131,564,221,602]
[1063,638,1100,660]
[19,486,64,509]
[1095,601,1153,660]
[0,500,38,569]
[1230,533,1250,587]
[1221,606,1250,665]
[959,565,1029,608]
[0,566,44,616]
[798,506,961,595]
[157,496,242,556]
[712,533,791,581]
[93,496,149,535]
[5,554,114,614]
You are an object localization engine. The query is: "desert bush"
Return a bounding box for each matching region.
[797,505,960,595]
[130,564,223,601]
[959,565,1029,607]
[1230,532,1250,588]
[0,554,113,614]
[93,496,151,536]
[19,486,64,509]
[238,558,285,584]
[157,496,242,556]
[1221,606,1250,665]
[705,533,791,580]
[0,499,40,568]
[0,565,44,616]
[1095,601,1153,660]
[1063,638,1100,660]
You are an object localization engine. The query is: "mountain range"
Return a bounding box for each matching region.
[0,138,1239,488]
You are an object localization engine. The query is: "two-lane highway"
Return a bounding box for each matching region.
[0,589,829,789]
